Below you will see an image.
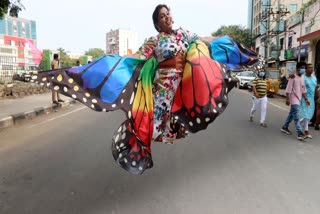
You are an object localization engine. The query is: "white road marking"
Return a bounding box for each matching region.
[28,106,86,128]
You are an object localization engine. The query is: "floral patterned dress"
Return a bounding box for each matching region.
[138,27,199,143]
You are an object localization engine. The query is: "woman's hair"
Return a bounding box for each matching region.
[152,4,170,32]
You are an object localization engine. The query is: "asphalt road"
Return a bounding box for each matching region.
[1,89,320,214]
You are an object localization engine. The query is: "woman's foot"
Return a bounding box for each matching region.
[304,131,312,139]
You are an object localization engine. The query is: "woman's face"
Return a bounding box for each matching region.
[157,7,173,33]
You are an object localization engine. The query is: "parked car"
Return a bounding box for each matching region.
[235,71,257,89]
[247,80,254,92]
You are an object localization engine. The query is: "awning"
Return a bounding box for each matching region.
[297,29,320,42]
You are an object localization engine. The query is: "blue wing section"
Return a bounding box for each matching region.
[66,55,145,103]
[30,55,147,111]
[100,57,144,103]
[209,36,263,71]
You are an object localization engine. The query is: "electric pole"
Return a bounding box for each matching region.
[260,0,290,70]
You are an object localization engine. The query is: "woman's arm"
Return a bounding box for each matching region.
[199,36,218,43]
[316,85,320,99]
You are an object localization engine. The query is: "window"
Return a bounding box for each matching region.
[2,65,14,70]
[289,4,297,12]
[288,36,292,49]
[280,38,284,50]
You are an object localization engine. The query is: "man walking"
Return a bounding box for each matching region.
[281,62,310,140]
[249,69,268,127]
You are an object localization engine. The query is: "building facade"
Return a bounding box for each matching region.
[0,15,41,82]
[250,0,314,75]
[106,29,138,56]
[297,0,320,77]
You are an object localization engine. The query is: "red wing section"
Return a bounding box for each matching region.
[172,41,237,133]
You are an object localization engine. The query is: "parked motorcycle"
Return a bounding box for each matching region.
[279,76,288,89]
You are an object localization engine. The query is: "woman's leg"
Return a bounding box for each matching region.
[152,68,182,143]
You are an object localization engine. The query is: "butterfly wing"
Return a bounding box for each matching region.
[171,41,236,133]
[209,36,265,71]
[29,55,145,111]
[111,57,158,175]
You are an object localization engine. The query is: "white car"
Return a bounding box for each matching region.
[235,71,257,89]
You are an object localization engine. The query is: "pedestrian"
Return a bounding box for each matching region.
[299,63,318,138]
[51,54,64,104]
[15,4,264,174]
[76,60,81,66]
[310,68,320,130]
[281,61,310,140]
[249,69,268,127]
[316,87,320,130]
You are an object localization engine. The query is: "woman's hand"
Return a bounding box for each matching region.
[174,53,186,71]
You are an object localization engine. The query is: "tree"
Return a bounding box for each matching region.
[38,49,51,70]
[0,0,24,19]
[85,48,105,60]
[212,25,252,48]
[57,48,77,68]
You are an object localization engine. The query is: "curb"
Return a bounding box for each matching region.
[0,100,77,129]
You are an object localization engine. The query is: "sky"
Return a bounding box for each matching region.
[19,0,249,53]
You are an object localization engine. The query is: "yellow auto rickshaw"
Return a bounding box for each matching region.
[265,69,280,98]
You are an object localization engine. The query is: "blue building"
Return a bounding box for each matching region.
[0,14,37,44]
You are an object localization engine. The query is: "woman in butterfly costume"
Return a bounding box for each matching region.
[22,4,264,174]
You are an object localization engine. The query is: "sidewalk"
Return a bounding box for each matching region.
[0,93,76,129]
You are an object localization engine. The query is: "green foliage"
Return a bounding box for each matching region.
[297,0,317,14]
[38,49,51,70]
[57,48,77,68]
[212,25,252,48]
[79,56,88,65]
[85,48,105,60]
[0,0,24,19]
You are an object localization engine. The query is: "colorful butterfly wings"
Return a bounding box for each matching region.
[29,55,158,175]
[24,36,263,175]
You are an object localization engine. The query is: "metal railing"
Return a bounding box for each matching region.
[0,60,37,84]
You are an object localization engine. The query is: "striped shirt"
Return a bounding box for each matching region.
[252,77,267,97]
